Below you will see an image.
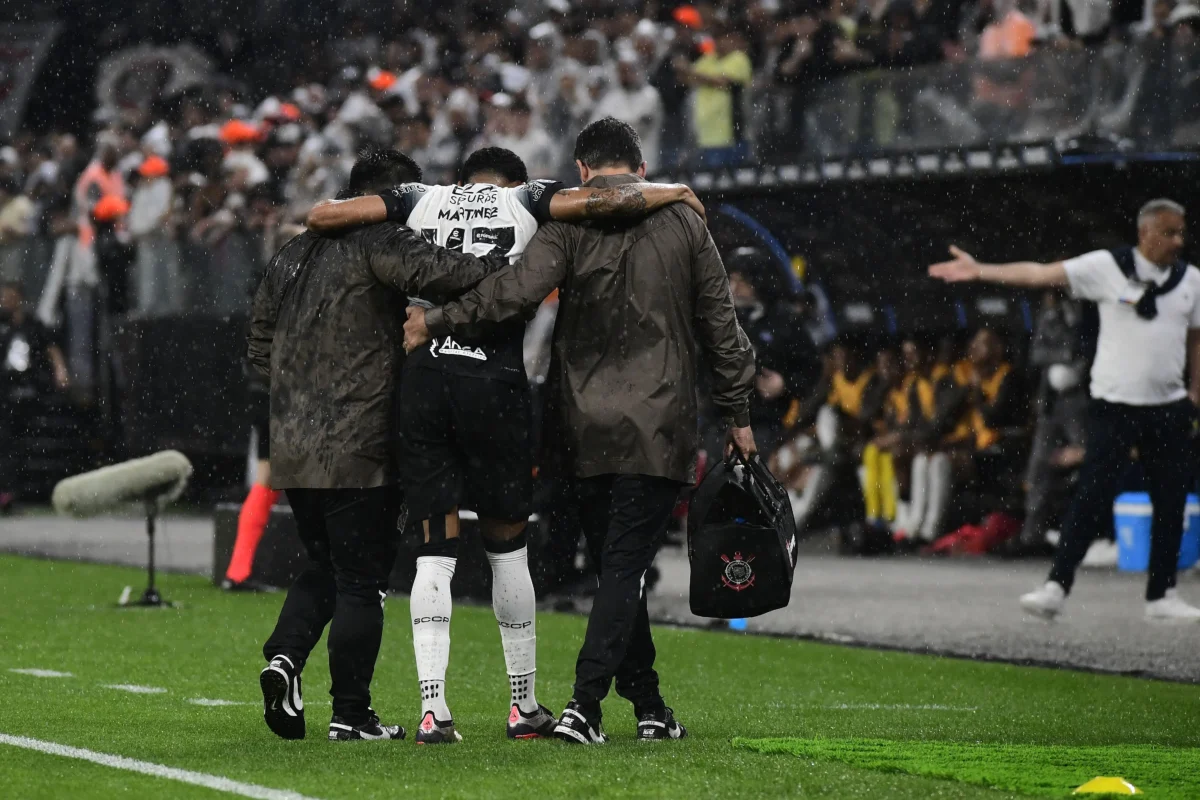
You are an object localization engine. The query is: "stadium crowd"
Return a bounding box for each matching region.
[0,0,1181,554]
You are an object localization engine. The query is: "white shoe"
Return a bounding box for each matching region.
[1020,581,1067,620]
[1081,539,1119,568]
[1145,589,1200,623]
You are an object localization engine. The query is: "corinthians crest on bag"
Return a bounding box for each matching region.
[687,450,798,619]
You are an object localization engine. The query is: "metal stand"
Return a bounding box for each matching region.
[120,500,170,607]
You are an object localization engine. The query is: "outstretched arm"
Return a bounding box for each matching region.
[306,196,387,233]
[928,245,1067,288]
[548,183,706,223]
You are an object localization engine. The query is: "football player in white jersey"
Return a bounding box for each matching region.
[307,149,703,743]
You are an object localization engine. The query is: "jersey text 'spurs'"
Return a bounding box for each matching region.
[687,451,798,619]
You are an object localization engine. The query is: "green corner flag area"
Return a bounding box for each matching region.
[2,555,1199,800]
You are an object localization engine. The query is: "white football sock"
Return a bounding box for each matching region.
[411,555,456,720]
[486,546,538,713]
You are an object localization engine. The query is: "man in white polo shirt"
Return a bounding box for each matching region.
[929,198,1200,622]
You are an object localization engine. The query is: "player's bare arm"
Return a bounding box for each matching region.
[548,183,705,222]
[306,195,388,233]
[928,245,1067,288]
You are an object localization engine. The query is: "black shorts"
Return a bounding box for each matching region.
[400,368,533,523]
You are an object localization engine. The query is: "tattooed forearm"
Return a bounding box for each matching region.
[584,184,649,217]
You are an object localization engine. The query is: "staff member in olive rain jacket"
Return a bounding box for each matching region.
[247,149,501,742]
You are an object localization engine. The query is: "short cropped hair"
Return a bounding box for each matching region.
[342,148,423,198]
[1138,198,1186,224]
[459,147,528,185]
[573,117,643,172]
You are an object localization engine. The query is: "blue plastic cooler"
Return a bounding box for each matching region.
[1114,492,1200,571]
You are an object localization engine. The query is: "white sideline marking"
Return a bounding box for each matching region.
[8,669,73,678]
[822,703,977,712]
[104,684,167,694]
[188,698,253,707]
[0,733,322,800]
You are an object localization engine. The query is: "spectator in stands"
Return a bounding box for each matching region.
[590,52,664,171]
[394,111,450,184]
[976,0,1039,58]
[0,178,34,287]
[1168,4,1200,140]
[652,27,695,170]
[687,26,753,168]
[972,0,1039,138]
[127,155,181,317]
[876,1,946,68]
[1020,292,1088,553]
[0,280,70,512]
[773,8,870,155]
[428,88,481,188]
[68,132,128,399]
[728,249,820,456]
[1135,0,1177,144]
[473,95,558,180]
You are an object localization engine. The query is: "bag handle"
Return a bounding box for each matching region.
[726,447,789,510]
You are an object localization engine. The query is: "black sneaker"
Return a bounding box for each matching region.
[553,701,607,745]
[414,711,462,744]
[638,707,687,741]
[507,704,557,739]
[328,710,405,741]
[260,655,304,740]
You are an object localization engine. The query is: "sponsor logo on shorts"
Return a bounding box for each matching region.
[429,337,487,361]
[498,621,532,629]
[413,616,451,624]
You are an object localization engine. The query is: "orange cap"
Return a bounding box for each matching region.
[278,102,302,121]
[368,69,397,92]
[219,119,262,145]
[138,155,169,178]
[93,194,130,222]
[698,35,716,54]
[673,5,703,29]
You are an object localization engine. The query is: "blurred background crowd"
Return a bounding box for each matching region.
[0,0,1187,564]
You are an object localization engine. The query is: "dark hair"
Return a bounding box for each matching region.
[573,117,643,171]
[342,148,423,198]
[459,147,528,185]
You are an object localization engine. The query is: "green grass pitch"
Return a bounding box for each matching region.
[1,554,1198,799]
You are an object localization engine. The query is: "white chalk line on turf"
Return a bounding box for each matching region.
[189,698,254,707]
[8,668,73,678]
[103,684,167,694]
[820,703,978,712]
[0,734,323,800]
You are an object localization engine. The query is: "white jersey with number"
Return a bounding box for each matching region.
[390,180,560,267]
[381,179,563,379]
